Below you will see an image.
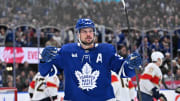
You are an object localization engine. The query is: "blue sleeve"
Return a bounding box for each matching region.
[38,61,54,76]
[123,62,136,77]
[108,45,136,77]
[108,45,124,73]
[53,48,64,69]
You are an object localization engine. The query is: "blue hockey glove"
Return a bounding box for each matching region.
[41,46,58,62]
[126,52,142,69]
[152,87,160,99]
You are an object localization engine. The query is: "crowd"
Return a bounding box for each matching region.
[0,0,180,91]
[0,0,180,28]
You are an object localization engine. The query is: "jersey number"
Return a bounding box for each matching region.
[36,78,45,92]
[120,78,128,88]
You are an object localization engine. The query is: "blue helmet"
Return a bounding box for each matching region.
[75,18,95,31]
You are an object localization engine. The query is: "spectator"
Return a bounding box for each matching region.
[20,71,29,91]
[177,57,180,69]
[16,75,23,91]
[175,68,180,80]
[15,63,21,75]
[0,28,6,46]
[172,60,178,75]
[31,32,38,47]
[66,30,74,43]
[139,37,151,62]
[0,60,4,87]
[5,29,13,46]
[40,31,48,47]
[15,36,24,47]
[53,31,63,47]
[117,31,125,46]
[5,75,13,87]
[161,52,171,75]
[27,70,35,83]
[151,38,161,52]
[22,61,31,75]
[45,34,60,47]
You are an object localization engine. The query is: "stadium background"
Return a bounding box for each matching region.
[0,0,180,99]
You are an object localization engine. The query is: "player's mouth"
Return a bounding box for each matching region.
[86,37,92,40]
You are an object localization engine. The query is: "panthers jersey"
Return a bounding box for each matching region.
[28,72,59,101]
[111,71,136,101]
[140,63,162,96]
[39,43,136,101]
[111,71,121,101]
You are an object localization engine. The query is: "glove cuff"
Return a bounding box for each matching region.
[152,87,160,99]
[40,59,46,63]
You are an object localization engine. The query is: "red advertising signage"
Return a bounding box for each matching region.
[0,47,43,64]
[2,47,24,63]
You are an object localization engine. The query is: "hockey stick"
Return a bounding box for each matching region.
[135,68,142,101]
[121,0,142,101]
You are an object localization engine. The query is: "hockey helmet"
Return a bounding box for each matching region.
[75,18,95,32]
[151,51,164,62]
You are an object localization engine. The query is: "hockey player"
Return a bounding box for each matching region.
[111,71,121,101]
[28,68,59,101]
[39,18,142,101]
[128,78,136,101]
[139,51,167,101]
[111,71,136,101]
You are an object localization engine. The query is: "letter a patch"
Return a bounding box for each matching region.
[96,53,102,63]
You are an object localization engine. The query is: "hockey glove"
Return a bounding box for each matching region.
[126,52,142,69]
[159,93,167,101]
[175,86,180,93]
[152,87,160,99]
[41,46,58,63]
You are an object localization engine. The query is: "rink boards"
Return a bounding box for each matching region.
[0,90,179,101]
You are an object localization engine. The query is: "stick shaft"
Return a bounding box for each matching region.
[135,68,142,101]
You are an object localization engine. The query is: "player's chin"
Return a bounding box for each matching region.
[82,40,94,45]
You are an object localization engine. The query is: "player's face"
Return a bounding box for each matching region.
[157,58,163,66]
[79,28,94,45]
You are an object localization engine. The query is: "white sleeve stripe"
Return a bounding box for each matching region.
[118,61,127,77]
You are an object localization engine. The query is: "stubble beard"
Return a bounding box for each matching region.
[81,39,94,46]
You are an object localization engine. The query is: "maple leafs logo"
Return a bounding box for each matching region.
[75,62,100,91]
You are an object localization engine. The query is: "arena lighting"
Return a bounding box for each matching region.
[6,66,13,71]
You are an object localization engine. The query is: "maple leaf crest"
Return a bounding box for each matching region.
[75,62,100,91]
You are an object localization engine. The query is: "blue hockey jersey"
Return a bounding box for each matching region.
[39,43,136,101]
